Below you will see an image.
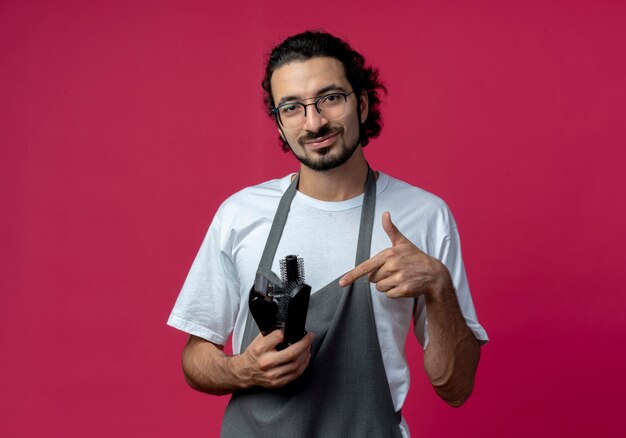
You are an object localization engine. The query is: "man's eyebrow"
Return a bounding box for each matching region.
[276,84,350,106]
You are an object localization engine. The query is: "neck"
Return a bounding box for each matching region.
[297,148,370,201]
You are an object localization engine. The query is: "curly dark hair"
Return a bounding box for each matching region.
[262,30,386,151]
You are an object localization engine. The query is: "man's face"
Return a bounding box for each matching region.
[270,57,368,171]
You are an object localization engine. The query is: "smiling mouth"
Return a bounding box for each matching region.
[303,133,338,148]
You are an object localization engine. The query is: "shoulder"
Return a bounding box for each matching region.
[214,175,292,224]
[375,172,458,253]
[378,172,453,222]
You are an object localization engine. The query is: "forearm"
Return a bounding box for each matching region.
[423,276,481,407]
[181,335,249,396]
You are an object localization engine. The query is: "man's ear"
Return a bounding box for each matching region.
[359,91,369,123]
[278,127,286,142]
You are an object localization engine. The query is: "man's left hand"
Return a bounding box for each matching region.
[339,211,452,299]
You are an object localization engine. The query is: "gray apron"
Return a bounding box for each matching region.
[221,168,403,438]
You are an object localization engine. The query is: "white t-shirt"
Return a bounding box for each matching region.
[168,171,488,433]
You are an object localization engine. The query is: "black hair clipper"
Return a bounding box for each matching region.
[248,255,311,351]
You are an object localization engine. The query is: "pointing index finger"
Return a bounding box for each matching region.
[339,256,384,287]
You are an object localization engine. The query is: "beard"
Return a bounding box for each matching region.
[289,125,360,172]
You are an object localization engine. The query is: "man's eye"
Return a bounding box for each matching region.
[320,94,341,105]
[280,105,300,116]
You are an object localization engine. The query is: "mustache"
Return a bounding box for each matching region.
[298,126,341,146]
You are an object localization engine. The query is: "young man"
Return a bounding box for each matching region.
[168,31,488,437]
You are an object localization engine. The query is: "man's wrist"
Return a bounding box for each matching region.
[228,353,252,390]
[425,260,455,303]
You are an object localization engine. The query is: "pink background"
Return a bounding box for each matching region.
[2,1,625,436]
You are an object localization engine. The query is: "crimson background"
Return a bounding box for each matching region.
[2,1,625,437]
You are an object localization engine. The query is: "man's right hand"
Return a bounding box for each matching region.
[233,330,314,389]
[181,330,314,395]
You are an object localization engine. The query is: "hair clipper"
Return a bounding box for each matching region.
[248,255,311,350]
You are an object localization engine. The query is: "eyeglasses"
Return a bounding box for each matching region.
[271,91,354,128]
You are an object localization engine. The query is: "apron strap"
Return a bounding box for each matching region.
[257,173,300,273]
[355,167,377,266]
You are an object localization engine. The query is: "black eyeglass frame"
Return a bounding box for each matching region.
[270,91,355,127]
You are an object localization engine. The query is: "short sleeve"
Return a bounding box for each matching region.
[413,207,489,348]
[167,206,241,345]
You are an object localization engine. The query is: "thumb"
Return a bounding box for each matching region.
[382,211,408,246]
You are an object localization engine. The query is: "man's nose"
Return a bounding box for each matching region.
[303,106,328,131]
